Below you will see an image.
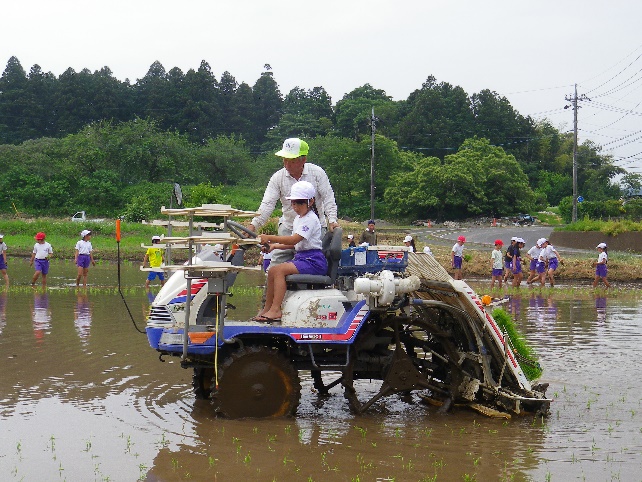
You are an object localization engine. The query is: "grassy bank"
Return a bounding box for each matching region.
[2,217,641,282]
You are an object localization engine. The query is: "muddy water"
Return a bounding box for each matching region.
[1,263,641,481]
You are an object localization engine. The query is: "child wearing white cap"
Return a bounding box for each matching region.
[0,234,8,285]
[525,239,543,285]
[537,239,562,287]
[403,235,416,252]
[347,234,356,248]
[255,181,327,322]
[75,230,96,288]
[593,243,610,288]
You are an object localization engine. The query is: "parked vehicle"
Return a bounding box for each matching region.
[513,213,536,226]
[71,211,105,222]
[143,204,551,419]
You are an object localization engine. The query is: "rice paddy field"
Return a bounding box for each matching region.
[0,261,641,481]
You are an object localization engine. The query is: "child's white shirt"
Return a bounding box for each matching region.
[293,211,322,251]
[75,240,93,255]
[491,249,503,269]
[33,242,53,259]
[452,243,464,257]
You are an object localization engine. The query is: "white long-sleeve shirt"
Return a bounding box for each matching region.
[251,163,338,231]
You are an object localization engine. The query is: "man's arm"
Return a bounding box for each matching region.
[313,167,339,227]
[251,172,282,230]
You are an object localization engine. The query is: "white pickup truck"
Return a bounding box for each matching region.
[71,211,106,222]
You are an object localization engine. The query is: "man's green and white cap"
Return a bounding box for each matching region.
[276,138,309,159]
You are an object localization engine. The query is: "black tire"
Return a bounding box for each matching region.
[211,346,301,418]
[192,367,214,399]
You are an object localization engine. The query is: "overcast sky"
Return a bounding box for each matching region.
[3,0,642,178]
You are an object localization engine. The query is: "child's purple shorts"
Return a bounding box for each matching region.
[35,259,49,275]
[596,264,607,277]
[452,256,462,269]
[513,258,522,274]
[536,261,546,274]
[548,258,559,271]
[292,249,328,276]
[529,259,537,271]
[492,268,503,277]
[76,254,91,268]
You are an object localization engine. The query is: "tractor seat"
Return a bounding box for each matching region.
[286,227,343,290]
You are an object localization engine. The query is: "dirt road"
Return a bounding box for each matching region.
[412,225,555,248]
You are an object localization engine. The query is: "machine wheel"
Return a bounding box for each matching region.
[211,346,301,418]
[342,317,477,413]
[192,367,214,399]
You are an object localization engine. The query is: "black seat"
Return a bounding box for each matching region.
[286,227,343,290]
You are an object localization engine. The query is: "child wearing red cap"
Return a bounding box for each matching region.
[451,236,466,280]
[30,232,53,287]
[491,239,504,288]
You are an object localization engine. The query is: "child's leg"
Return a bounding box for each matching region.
[2,269,8,284]
[41,273,47,287]
[76,266,84,286]
[31,270,41,285]
[262,262,298,319]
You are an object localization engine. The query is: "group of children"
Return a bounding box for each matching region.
[490,236,609,288]
[0,230,97,288]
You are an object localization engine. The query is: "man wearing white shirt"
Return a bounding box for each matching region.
[249,138,339,265]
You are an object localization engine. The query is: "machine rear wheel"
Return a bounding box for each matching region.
[211,346,301,418]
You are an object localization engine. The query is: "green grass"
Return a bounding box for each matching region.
[536,210,563,226]
[556,218,642,235]
[491,308,542,381]
[0,217,224,261]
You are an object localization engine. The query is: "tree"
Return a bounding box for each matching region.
[135,61,174,130]
[196,135,253,185]
[334,84,398,140]
[252,70,282,145]
[397,76,475,155]
[384,137,535,221]
[179,61,222,143]
[621,172,642,196]
[0,57,30,143]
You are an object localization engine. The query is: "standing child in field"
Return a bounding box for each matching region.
[255,181,327,322]
[451,236,465,280]
[0,234,8,285]
[525,239,543,285]
[503,237,517,283]
[143,235,165,288]
[512,238,525,287]
[490,239,504,288]
[539,239,563,287]
[75,230,96,288]
[403,235,416,252]
[593,242,610,288]
[30,232,53,287]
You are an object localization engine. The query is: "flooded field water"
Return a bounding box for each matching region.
[1,261,641,481]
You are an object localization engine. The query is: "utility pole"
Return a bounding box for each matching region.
[370,107,376,221]
[565,84,590,223]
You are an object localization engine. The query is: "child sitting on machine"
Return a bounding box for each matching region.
[254,181,327,322]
